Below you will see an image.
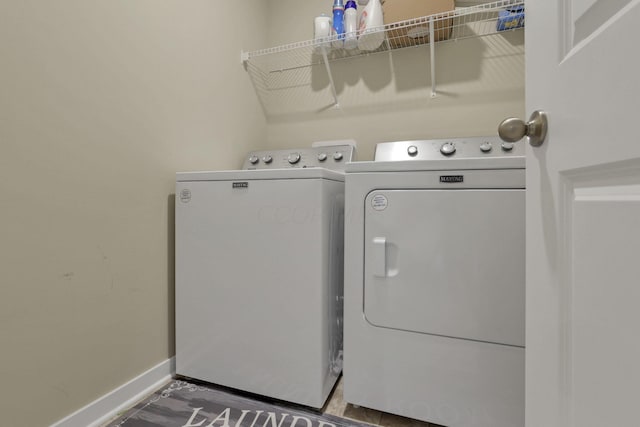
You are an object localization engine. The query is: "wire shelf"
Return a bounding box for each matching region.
[243,0,524,115]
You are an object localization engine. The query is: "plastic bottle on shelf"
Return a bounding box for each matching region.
[357,0,384,51]
[314,13,332,52]
[331,0,345,48]
[343,1,358,49]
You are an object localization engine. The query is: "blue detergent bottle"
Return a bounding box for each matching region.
[331,0,345,48]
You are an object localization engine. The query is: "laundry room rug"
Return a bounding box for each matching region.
[105,379,374,427]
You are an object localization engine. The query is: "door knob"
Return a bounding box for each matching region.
[498,110,548,147]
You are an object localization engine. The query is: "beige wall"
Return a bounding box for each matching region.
[0,1,266,426]
[0,1,523,425]
[264,0,525,160]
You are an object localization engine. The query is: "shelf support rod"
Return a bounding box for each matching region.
[429,16,437,98]
[320,46,340,108]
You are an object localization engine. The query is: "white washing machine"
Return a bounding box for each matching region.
[343,137,525,427]
[175,145,354,408]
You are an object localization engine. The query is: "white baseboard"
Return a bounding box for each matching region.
[51,357,175,427]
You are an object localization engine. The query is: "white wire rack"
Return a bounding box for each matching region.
[242,0,524,114]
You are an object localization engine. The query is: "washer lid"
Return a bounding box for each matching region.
[176,167,344,182]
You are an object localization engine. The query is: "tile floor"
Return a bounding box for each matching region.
[323,376,440,427]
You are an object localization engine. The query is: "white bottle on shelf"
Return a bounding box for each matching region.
[343,1,358,49]
[357,0,384,51]
[314,14,332,52]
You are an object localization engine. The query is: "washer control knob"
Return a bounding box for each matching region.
[288,153,301,164]
[333,152,343,161]
[248,155,259,164]
[440,142,456,156]
[480,142,493,153]
[318,153,328,162]
[407,145,418,156]
[501,142,515,151]
[262,155,273,164]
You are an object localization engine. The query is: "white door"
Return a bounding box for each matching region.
[525,1,640,426]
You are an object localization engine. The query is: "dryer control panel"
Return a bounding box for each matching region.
[242,145,355,171]
[374,136,524,162]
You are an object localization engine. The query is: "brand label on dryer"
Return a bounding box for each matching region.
[232,182,249,189]
[179,189,191,203]
[440,175,464,183]
[371,194,388,211]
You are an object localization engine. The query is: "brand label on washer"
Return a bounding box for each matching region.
[232,182,249,189]
[371,194,388,211]
[179,189,191,203]
[440,175,464,183]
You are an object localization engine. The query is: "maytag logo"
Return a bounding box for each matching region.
[232,182,249,189]
[440,175,464,183]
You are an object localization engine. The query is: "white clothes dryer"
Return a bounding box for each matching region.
[343,137,524,427]
[175,145,354,408]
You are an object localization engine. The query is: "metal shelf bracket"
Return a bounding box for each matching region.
[320,47,340,108]
[429,16,437,98]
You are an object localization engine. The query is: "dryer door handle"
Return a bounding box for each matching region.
[372,237,387,277]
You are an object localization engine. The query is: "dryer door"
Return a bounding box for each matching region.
[363,189,525,347]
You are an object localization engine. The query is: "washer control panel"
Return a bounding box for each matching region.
[242,145,355,171]
[374,136,524,162]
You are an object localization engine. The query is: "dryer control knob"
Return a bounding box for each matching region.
[501,142,515,151]
[407,145,418,156]
[249,155,259,164]
[480,142,493,153]
[440,142,456,156]
[288,153,301,164]
[262,155,273,164]
[318,153,328,162]
[333,152,343,161]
